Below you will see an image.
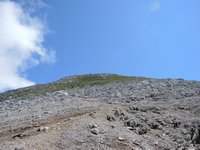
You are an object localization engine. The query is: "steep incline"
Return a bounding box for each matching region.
[0,74,200,150]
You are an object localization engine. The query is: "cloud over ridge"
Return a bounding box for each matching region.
[0,0,55,92]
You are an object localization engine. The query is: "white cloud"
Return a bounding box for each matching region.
[0,0,55,92]
[150,0,161,12]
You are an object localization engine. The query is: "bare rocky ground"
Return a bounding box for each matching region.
[0,74,200,150]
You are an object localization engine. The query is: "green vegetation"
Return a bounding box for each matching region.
[0,74,149,101]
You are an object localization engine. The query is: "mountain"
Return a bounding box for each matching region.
[0,74,200,150]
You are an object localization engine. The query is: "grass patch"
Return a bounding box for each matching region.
[0,74,149,101]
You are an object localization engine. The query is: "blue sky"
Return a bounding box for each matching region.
[32,0,199,83]
[1,0,200,91]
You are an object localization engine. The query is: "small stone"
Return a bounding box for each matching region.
[43,111,50,114]
[13,133,28,139]
[125,119,139,128]
[111,125,115,128]
[150,122,159,129]
[14,147,24,150]
[137,127,148,135]
[90,124,98,129]
[91,128,99,135]
[129,106,139,111]
[153,141,159,146]
[89,112,96,119]
[127,127,135,131]
[63,118,71,122]
[177,146,185,150]
[158,125,163,130]
[114,109,124,117]
[181,129,188,135]
[187,145,196,150]
[185,134,191,141]
[173,121,181,128]
[192,128,199,143]
[118,136,125,141]
[107,115,115,122]
[114,110,120,117]
[37,126,49,132]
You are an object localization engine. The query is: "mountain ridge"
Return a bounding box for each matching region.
[0,74,150,101]
[1,73,199,101]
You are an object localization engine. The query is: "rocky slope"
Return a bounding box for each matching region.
[0,74,200,150]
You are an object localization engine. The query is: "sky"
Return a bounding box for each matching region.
[0,0,200,91]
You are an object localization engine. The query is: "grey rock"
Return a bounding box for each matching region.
[125,119,139,128]
[90,124,98,129]
[14,147,24,150]
[137,126,148,135]
[107,115,115,122]
[90,128,99,135]
[114,109,125,117]
[118,136,125,141]
[37,126,49,132]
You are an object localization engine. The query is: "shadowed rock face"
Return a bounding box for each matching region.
[0,74,200,150]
